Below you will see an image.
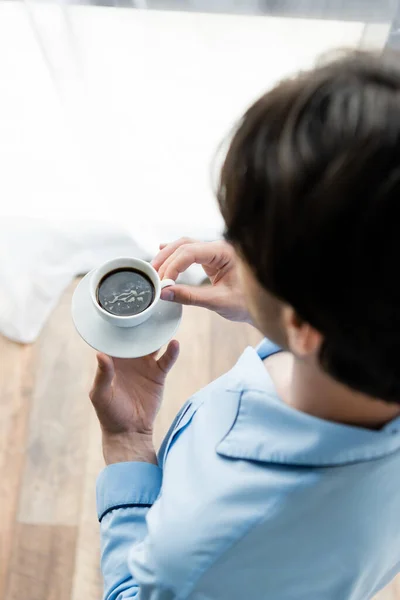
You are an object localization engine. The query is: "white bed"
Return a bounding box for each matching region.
[0,4,375,342]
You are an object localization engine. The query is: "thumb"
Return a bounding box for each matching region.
[90,353,115,403]
[161,284,221,311]
[157,340,180,375]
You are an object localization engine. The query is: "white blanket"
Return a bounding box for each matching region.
[0,217,209,343]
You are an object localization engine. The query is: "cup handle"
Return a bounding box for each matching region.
[160,279,175,289]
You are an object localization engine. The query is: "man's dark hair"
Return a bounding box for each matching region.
[218,51,400,403]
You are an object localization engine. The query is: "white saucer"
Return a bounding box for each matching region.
[72,270,183,358]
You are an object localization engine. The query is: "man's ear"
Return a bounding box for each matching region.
[282,306,322,357]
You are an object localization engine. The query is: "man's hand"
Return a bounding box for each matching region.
[89,341,180,465]
[152,239,251,323]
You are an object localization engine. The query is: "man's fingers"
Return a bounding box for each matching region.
[152,237,194,271]
[161,284,219,310]
[90,353,115,402]
[158,242,230,281]
[157,340,180,374]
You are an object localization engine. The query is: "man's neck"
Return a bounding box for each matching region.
[264,352,400,430]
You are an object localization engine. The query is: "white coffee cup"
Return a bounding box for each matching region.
[90,257,175,328]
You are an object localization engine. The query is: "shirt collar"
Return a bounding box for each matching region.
[217,347,400,467]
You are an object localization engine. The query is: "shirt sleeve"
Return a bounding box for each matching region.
[97,401,199,600]
[97,461,164,600]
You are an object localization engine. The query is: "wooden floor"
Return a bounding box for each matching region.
[0,279,399,599]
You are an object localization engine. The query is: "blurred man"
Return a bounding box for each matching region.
[91,51,400,599]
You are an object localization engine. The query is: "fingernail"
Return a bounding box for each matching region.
[161,289,174,301]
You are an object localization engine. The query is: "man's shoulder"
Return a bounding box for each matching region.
[139,346,400,599]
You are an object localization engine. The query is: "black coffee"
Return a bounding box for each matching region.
[97,268,155,317]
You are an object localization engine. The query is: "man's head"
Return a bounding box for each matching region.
[218,51,400,403]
